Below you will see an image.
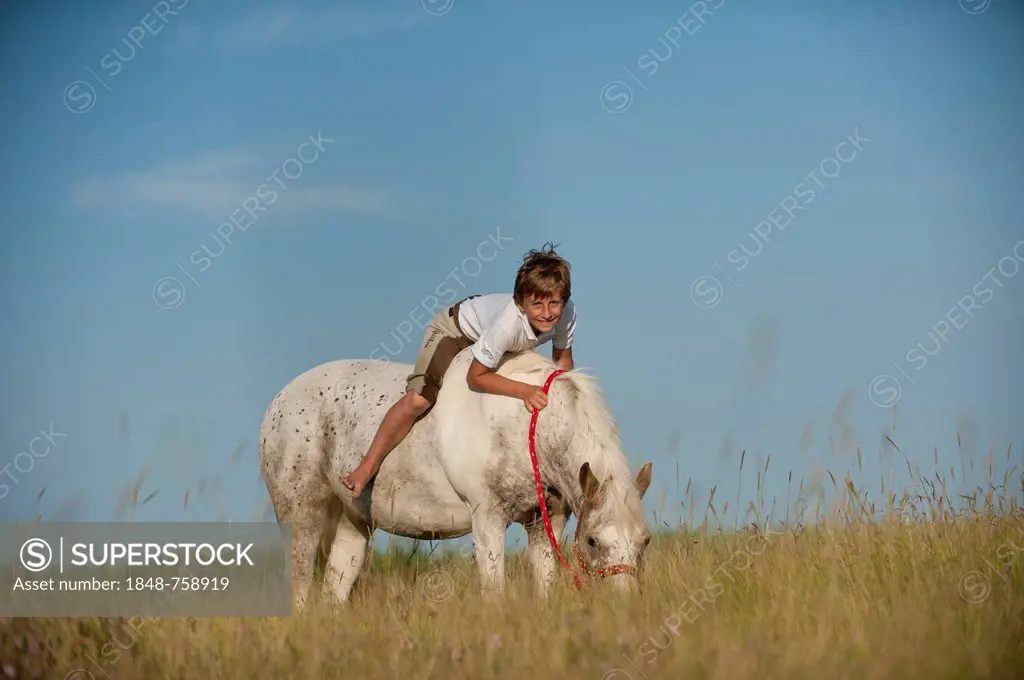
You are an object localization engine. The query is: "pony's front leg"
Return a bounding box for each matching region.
[470,504,508,602]
[524,495,570,598]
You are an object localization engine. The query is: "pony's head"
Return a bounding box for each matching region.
[497,350,654,590]
[575,459,653,591]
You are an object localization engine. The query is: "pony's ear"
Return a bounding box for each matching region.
[635,461,653,499]
[579,462,602,504]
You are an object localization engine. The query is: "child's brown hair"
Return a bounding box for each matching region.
[514,242,571,305]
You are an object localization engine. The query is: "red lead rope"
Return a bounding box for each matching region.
[527,369,637,593]
[527,369,585,591]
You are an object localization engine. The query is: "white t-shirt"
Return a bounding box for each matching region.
[456,293,576,369]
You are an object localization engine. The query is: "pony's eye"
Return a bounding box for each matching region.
[587,536,597,548]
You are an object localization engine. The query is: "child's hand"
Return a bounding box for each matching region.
[522,387,549,412]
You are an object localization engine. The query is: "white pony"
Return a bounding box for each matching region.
[259,348,653,608]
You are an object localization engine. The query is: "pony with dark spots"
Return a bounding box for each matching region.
[260,349,653,609]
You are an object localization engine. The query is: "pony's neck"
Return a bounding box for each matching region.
[549,435,592,515]
[499,353,630,514]
[545,416,629,517]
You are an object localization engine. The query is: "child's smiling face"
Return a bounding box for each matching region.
[519,294,564,334]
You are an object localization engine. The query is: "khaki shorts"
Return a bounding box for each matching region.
[406,296,477,407]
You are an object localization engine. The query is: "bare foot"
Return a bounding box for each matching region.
[342,460,379,499]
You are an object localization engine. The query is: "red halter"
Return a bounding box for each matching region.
[527,369,638,591]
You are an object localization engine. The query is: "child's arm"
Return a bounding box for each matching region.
[466,321,549,410]
[468,359,549,411]
[467,359,534,400]
[553,346,574,371]
[551,300,576,371]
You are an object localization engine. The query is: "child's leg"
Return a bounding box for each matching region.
[342,307,471,498]
[342,390,430,497]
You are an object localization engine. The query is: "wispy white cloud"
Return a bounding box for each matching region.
[71,148,392,220]
[282,186,391,214]
[169,5,427,53]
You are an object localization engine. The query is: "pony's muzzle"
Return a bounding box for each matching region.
[606,570,639,593]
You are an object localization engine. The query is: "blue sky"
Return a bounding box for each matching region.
[1,0,1021,551]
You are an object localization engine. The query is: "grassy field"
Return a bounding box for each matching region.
[3,451,1023,679]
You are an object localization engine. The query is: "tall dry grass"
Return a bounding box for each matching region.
[2,440,1022,679]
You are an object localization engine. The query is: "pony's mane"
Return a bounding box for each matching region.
[497,351,636,510]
